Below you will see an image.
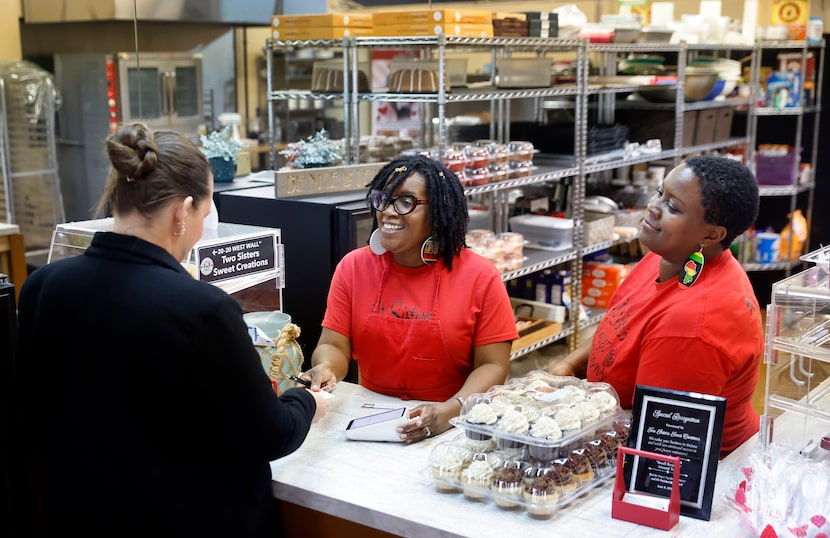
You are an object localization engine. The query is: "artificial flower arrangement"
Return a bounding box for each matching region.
[199,126,245,182]
[280,129,344,169]
[199,125,244,164]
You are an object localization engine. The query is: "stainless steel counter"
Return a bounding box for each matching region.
[270,382,759,537]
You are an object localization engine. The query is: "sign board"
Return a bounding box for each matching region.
[195,231,278,284]
[626,385,726,521]
[275,162,387,198]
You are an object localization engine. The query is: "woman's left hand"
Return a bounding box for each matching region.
[395,401,456,444]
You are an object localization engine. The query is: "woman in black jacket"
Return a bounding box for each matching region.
[15,122,329,537]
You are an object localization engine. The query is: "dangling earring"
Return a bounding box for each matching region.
[679,244,705,288]
[420,236,439,264]
[173,222,186,237]
[369,228,386,255]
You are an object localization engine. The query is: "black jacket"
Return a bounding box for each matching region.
[15,232,315,537]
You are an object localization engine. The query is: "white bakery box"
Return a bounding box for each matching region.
[47,218,285,313]
[509,212,616,250]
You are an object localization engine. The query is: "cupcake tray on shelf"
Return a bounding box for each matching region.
[430,371,631,518]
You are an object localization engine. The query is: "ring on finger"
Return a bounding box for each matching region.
[425,426,431,438]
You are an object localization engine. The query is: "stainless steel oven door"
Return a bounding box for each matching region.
[116,52,203,138]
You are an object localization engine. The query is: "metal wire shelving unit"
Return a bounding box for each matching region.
[265,36,774,359]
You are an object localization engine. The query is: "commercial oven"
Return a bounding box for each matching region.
[53,52,204,222]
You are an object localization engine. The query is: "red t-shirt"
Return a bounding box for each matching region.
[323,246,518,397]
[587,250,763,456]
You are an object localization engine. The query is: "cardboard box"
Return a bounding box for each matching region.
[583,261,630,283]
[271,13,374,28]
[373,9,493,25]
[510,297,567,322]
[511,317,564,353]
[373,23,493,38]
[693,108,718,146]
[713,107,735,142]
[581,261,628,308]
[271,26,374,40]
[618,109,696,149]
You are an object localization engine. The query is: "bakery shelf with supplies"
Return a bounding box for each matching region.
[737,39,824,275]
[587,41,755,173]
[264,36,765,361]
[265,38,352,169]
[348,34,586,155]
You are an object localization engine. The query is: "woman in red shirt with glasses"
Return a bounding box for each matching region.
[303,155,518,443]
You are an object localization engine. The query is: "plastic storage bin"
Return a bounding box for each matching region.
[755,152,797,185]
[497,57,552,88]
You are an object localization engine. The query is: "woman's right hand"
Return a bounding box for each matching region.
[309,389,330,424]
[305,364,338,393]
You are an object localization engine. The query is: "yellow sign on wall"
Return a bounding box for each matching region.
[772,0,809,26]
[772,0,809,39]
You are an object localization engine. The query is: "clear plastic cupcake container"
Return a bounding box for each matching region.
[451,371,624,462]
[428,372,630,517]
[429,442,472,493]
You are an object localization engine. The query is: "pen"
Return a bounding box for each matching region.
[289,374,312,388]
[361,402,403,409]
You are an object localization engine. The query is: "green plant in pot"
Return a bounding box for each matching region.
[200,126,244,183]
[280,129,344,169]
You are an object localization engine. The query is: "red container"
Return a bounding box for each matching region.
[755,151,798,185]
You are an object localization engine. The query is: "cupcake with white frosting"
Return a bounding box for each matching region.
[461,458,495,500]
[528,415,563,462]
[553,405,583,433]
[430,445,469,492]
[464,401,498,450]
[588,390,619,415]
[495,408,529,455]
[574,401,600,425]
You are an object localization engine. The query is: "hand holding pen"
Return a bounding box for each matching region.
[290,367,337,393]
[289,374,312,388]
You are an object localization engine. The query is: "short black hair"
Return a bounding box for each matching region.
[366,154,468,270]
[685,155,759,249]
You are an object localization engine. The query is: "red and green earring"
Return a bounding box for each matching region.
[679,244,705,288]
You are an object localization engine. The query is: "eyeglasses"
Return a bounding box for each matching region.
[368,189,428,216]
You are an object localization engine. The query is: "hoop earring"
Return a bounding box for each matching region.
[369,228,387,255]
[173,222,186,237]
[420,236,439,264]
[679,244,705,288]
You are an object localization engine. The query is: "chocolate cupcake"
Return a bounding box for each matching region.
[491,460,528,509]
[567,448,595,485]
[548,459,578,498]
[522,472,559,518]
[584,439,611,476]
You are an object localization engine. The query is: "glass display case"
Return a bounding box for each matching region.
[761,245,830,459]
[48,218,284,313]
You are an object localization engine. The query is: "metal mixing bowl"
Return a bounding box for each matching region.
[635,67,719,102]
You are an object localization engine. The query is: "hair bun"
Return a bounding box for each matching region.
[107,122,160,181]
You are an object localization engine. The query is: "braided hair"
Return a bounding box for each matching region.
[366,154,468,270]
[97,122,211,218]
[686,155,759,249]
